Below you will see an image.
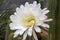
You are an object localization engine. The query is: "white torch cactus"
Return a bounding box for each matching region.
[9,1,52,40]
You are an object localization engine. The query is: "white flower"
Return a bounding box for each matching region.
[9,1,52,40]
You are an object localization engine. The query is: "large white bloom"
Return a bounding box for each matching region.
[9,1,52,40]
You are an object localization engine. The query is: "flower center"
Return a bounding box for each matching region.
[24,16,36,28]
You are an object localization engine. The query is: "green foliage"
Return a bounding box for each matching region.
[0,10,14,40]
[55,0,60,40]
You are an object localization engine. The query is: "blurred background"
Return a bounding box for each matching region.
[0,0,60,40]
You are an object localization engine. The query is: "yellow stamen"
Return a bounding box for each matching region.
[24,16,35,27]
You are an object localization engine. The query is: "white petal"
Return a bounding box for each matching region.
[22,31,28,40]
[43,10,49,14]
[14,30,20,38]
[10,14,23,25]
[41,8,49,14]
[15,8,23,17]
[42,19,53,22]
[33,1,37,5]
[25,2,29,7]
[14,12,16,15]
[42,8,47,12]
[19,29,26,35]
[16,7,21,14]
[36,22,43,26]
[13,28,27,38]
[10,15,16,22]
[20,5,25,13]
[33,1,37,7]
[32,9,41,18]
[37,3,41,8]
[41,23,49,28]
[39,15,47,20]
[14,12,22,17]
[36,18,43,25]
[33,30,38,40]
[19,27,27,35]
[9,23,25,30]
[16,7,19,11]
[20,5,24,8]
[10,15,19,23]
[34,26,41,32]
[27,27,32,36]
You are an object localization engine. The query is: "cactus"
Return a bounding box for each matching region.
[55,0,60,40]
[48,0,57,40]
